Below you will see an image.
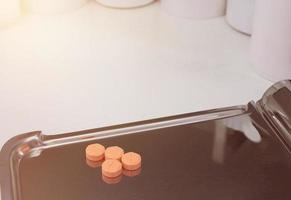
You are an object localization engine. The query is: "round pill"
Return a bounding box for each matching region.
[105,146,124,160]
[85,143,105,162]
[121,152,142,171]
[102,159,122,178]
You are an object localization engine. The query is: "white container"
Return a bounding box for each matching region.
[226,0,255,35]
[96,0,155,8]
[23,0,88,14]
[161,0,226,19]
[251,0,291,82]
[0,0,20,27]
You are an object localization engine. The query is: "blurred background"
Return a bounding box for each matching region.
[0,0,290,148]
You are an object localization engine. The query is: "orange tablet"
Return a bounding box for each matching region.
[86,143,105,162]
[102,159,123,178]
[105,146,124,160]
[121,152,142,171]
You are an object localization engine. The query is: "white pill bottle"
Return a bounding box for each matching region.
[161,0,226,19]
[226,0,255,35]
[96,0,155,8]
[251,0,291,82]
[23,0,88,14]
[0,0,20,27]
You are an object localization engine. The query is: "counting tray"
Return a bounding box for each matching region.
[1,100,291,200]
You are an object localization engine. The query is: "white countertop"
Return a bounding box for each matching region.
[0,1,271,149]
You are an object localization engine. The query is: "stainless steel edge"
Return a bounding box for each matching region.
[0,131,43,200]
[256,80,291,153]
[41,105,248,150]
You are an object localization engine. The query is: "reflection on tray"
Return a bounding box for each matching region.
[212,120,250,164]
[102,174,123,185]
[86,159,104,168]
[85,158,142,184]
[123,168,142,177]
[102,168,142,184]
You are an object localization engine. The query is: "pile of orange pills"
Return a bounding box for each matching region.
[85,143,142,184]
